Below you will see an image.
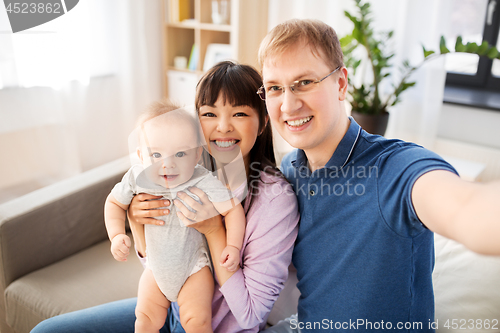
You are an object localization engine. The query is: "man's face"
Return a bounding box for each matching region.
[262,42,348,155]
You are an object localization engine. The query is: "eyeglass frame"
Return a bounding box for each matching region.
[256,65,342,101]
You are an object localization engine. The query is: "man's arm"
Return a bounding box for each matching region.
[412,170,500,255]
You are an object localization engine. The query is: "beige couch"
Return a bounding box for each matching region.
[2,156,499,333]
[0,157,144,333]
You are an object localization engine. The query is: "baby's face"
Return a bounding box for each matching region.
[140,118,201,189]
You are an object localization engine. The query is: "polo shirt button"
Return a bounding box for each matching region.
[309,190,315,196]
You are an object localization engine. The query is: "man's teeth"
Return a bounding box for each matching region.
[287,116,312,127]
[215,140,237,148]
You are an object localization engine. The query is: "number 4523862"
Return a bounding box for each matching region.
[443,319,499,330]
[5,2,62,14]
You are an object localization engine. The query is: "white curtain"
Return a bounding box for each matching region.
[268,0,451,150]
[0,0,162,201]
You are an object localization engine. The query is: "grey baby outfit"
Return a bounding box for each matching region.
[111,164,232,301]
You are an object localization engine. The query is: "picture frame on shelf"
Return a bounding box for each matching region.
[203,43,233,71]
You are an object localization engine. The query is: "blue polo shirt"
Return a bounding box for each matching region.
[281,118,457,332]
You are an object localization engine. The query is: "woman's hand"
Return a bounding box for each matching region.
[128,193,170,226]
[174,187,223,236]
[128,193,170,258]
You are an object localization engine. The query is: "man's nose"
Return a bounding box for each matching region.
[280,87,301,115]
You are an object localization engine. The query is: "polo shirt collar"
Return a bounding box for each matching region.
[292,117,361,170]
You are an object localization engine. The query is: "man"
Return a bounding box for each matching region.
[258,19,500,332]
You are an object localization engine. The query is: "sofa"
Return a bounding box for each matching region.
[1,157,499,333]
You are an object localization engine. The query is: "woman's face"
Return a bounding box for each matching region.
[199,95,261,167]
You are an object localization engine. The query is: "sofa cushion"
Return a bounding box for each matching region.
[433,234,500,333]
[4,238,143,333]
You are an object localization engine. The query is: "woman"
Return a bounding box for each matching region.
[31,61,299,333]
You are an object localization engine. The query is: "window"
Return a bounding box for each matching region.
[445,0,500,92]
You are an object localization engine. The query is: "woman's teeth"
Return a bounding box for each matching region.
[215,140,237,148]
[287,116,312,127]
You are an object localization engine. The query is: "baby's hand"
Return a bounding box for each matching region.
[111,234,131,262]
[220,245,240,272]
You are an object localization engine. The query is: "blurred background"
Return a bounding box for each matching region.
[1,0,499,204]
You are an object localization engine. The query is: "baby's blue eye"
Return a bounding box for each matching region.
[175,152,186,158]
[151,152,162,158]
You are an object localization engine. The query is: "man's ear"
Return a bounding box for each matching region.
[338,67,348,101]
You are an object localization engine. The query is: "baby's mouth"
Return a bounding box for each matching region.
[162,174,178,181]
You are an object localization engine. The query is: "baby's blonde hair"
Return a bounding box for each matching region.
[137,99,203,146]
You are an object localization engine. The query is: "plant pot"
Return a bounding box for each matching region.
[351,111,389,136]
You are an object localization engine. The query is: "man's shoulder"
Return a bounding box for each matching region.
[356,134,437,164]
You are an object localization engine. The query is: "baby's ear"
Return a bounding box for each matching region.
[136,147,143,161]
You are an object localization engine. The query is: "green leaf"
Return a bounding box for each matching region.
[352,28,364,42]
[476,41,489,56]
[454,36,466,52]
[422,45,435,58]
[344,12,359,25]
[487,46,499,59]
[439,36,450,54]
[340,35,355,48]
[465,42,479,53]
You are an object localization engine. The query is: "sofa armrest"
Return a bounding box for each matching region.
[0,157,130,289]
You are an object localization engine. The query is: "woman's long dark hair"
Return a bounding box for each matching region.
[196,61,282,211]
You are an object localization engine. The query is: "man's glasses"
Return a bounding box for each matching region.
[257,65,342,101]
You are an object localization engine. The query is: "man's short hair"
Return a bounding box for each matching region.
[258,19,344,71]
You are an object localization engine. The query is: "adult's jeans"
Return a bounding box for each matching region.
[30,298,186,333]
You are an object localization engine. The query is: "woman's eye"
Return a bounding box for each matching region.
[175,152,186,158]
[151,152,162,158]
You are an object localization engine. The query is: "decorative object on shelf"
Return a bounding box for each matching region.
[188,44,199,71]
[174,56,188,70]
[203,43,233,71]
[341,0,500,136]
[211,0,229,24]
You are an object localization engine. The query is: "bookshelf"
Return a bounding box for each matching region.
[162,0,268,104]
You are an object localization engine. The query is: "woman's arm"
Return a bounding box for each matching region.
[176,183,300,329]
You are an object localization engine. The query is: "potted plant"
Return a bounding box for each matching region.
[340,0,500,135]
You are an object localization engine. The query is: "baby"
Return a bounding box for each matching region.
[104,101,246,333]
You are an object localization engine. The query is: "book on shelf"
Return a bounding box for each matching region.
[168,0,192,23]
[188,44,199,71]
